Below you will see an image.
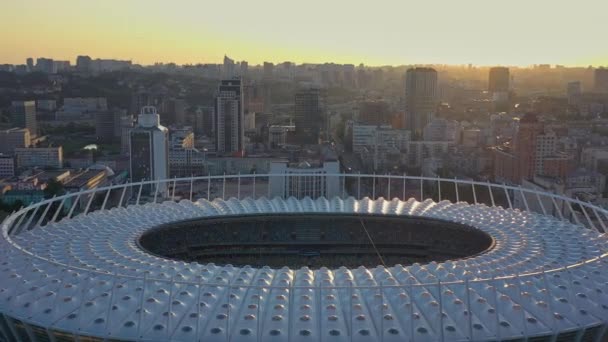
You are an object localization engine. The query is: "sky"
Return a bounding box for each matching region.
[1,0,607,67]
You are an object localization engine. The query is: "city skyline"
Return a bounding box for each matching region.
[1,3,608,339]
[1,0,607,67]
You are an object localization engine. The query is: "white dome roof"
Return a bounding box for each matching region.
[0,196,607,341]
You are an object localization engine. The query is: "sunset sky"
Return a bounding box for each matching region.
[1,0,607,67]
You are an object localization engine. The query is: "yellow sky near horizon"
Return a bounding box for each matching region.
[1,0,607,67]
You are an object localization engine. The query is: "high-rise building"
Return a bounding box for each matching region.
[357,66,370,89]
[239,61,248,78]
[594,68,608,93]
[214,79,244,155]
[404,68,438,139]
[223,55,235,79]
[35,58,54,73]
[120,115,134,155]
[76,55,92,73]
[263,62,274,79]
[53,60,70,72]
[488,67,510,112]
[95,109,127,143]
[263,82,272,113]
[95,110,116,143]
[488,67,510,92]
[243,82,267,115]
[277,61,295,80]
[534,129,557,175]
[26,58,34,72]
[10,101,37,136]
[512,113,542,181]
[169,99,187,125]
[567,81,582,106]
[129,106,169,190]
[493,113,566,184]
[295,87,324,145]
[194,106,215,138]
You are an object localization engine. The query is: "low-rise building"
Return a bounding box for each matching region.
[461,128,482,147]
[268,125,295,148]
[445,148,492,177]
[206,156,286,175]
[63,169,109,193]
[269,160,340,199]
[423,118,460,143]
[565,168,606,195]
[168,127,207,177]
[352,124,388,153]
[581,147,608,173]
[352,124,410,171]
[542,153,575,179]
[370,127,410,170]
[405,141,454,168]
[36,99,57,112]
[1,190,44,206]
[63,97,107,112]
[0,128,31,155]
[0,155,15,178]
[15,147,63,169]
[56,97,108,122]
[516,170,606,224]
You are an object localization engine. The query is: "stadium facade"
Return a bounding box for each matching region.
[0,173,606,341]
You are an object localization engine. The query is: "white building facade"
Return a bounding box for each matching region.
[129,106,169,192]
[269,161,340,199]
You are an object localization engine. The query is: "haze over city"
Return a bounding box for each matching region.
[2,0,608,66]
[1,2,608,341]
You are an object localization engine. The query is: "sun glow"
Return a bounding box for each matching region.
[1,0,607,67]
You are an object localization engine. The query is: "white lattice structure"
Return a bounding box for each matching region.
[0,174,607,341]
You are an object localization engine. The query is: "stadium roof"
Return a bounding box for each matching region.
[0,196,607,341]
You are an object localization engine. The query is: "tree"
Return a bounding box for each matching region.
[0,199,24,212]
[44,179,65,199]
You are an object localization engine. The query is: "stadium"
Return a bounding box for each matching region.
[0,173,607,341]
